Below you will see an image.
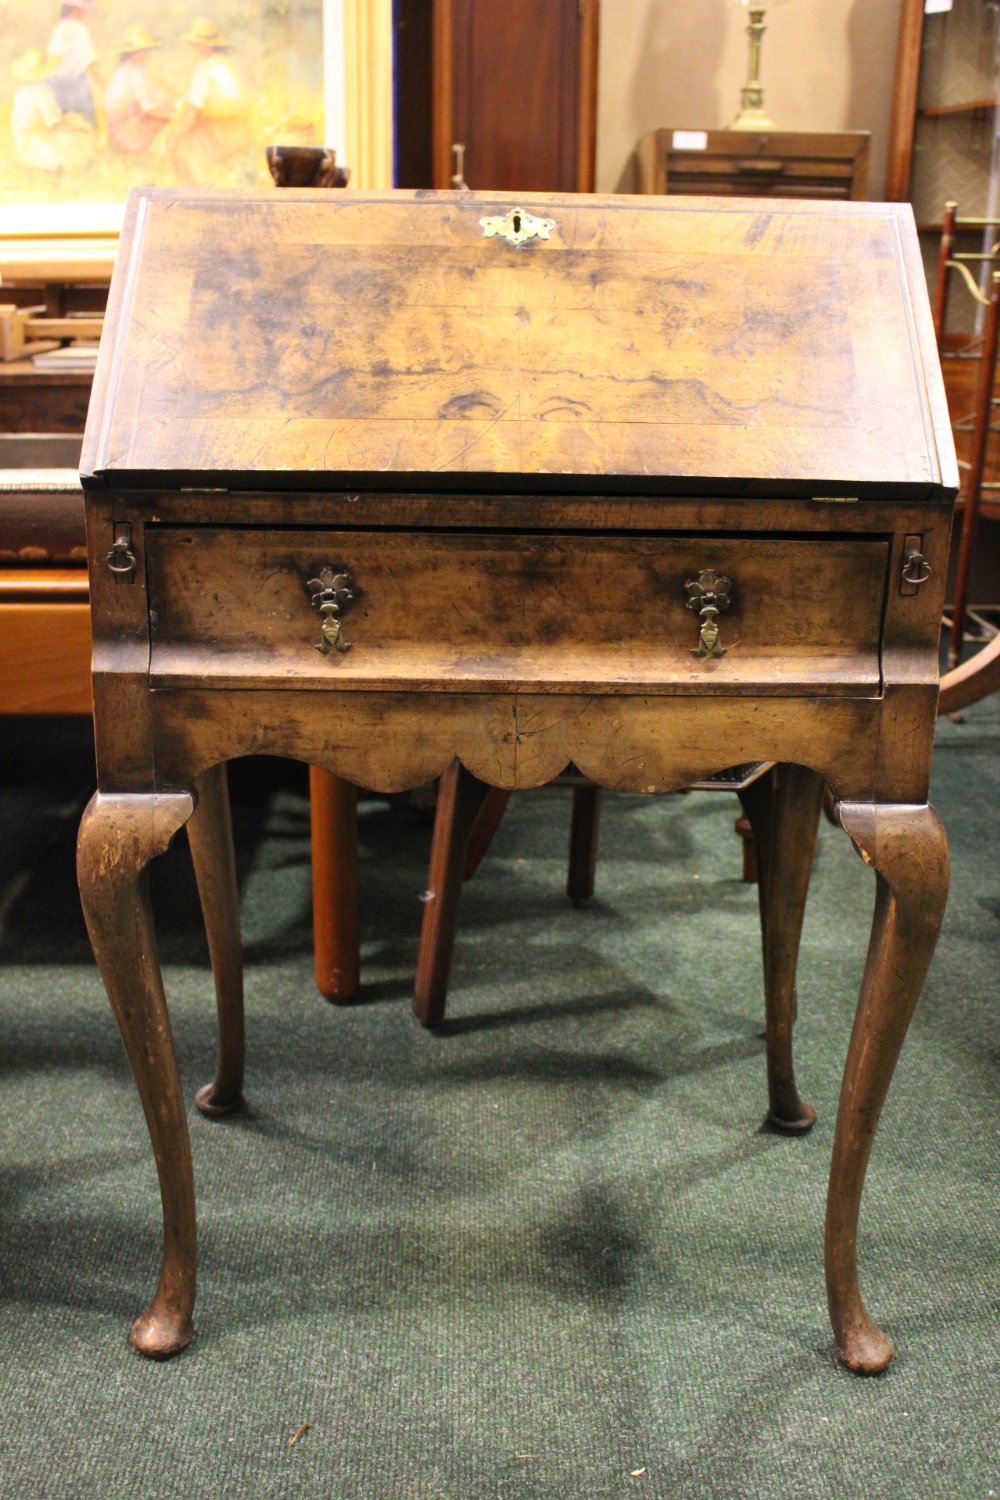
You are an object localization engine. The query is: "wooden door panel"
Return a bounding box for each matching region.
[432,0,597,193]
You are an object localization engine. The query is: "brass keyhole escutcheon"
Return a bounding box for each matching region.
[308,568,353,655]
[480,206,556,248]
[685,570,732,659]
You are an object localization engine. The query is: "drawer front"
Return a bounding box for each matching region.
[146,528,888,695]
[665,157,856,200]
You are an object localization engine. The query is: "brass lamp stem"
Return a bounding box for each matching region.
[730,6,777,132]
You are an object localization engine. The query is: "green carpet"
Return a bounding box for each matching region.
[0,709,997,1499]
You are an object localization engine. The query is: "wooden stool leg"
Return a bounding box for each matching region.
[310,767,359,1002]
[187,763,245,1118]
[413,762,491,1027]
[566,782,601,906]
[827,802,948,1374]
[738,764,824,1133]
[78,790,198,1359]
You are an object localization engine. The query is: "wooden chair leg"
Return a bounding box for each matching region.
[827,802,949,1373]
[734,811,758,883]
[186,763,246,1118]
[463,788,513,880]
[310,767,359,1003]
[566,782,600,906]
[78,790,197,1359]
[931,200,956,351]
[413,761,491,1027]
[738,763,825,1134]
[949,267,1000,669]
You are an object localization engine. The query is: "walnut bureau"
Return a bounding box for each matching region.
[78,188,957,1371]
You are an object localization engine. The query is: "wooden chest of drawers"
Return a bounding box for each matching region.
[636,128,870,200]
[78,188,955,1372]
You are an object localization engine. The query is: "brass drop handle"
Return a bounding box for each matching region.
[105,524,136,581]
[685,570,732,659]
[901,547,931,587]
[308,568,353,655]
[105,537,136,574]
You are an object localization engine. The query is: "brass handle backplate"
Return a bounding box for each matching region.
[308,567,353,655]
[685,570,732,658]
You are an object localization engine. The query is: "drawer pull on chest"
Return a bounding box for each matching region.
[901,537,931,593]
[105,525,136,581]
[308,568,353,655]
[685,569,732,659]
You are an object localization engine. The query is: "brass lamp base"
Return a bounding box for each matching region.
[729,106,777,132]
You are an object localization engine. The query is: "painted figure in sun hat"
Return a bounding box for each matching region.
[104,26,170,155]
[10,46,94,173]
[46,0,101,125]
[163,17,246,184]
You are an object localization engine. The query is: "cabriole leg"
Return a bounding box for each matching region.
[738,764,825,1133]
[187,763,245,1118]
[78,790,198,1359]
[827,801,949,1373]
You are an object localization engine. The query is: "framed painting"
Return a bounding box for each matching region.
[0,0,331,235]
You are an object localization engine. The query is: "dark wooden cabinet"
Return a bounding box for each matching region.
[393,0,598,192]
[433,0,598,192]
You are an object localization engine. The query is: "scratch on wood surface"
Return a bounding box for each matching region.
[433,397,518,472]
[516,701,588,741]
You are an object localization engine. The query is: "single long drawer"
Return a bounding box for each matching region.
[145,528,888,696]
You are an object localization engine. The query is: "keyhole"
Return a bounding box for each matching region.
[512,212,522,234]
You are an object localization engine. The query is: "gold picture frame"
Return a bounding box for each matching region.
[0,0,329,241]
